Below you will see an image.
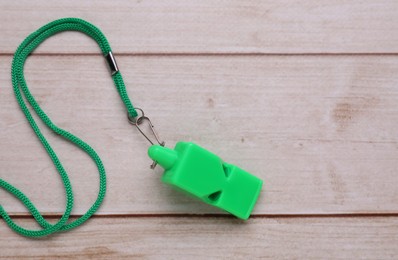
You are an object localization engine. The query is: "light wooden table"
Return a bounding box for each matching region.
[1,1,398,259]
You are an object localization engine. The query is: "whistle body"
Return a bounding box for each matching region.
[148,142,263,219]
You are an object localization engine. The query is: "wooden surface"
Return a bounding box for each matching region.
[2,217,398,259]
[1,1,398,259]
[2,1,398,54]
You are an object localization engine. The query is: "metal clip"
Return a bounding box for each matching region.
[128,108,165,169]
[105,51,119,76]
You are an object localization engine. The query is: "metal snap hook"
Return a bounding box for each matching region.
[128,108,165,169]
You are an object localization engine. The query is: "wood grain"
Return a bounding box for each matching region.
[1,0,398,54]
[1,55,398,215]
[1,217,397,259]
[2,1,398,258]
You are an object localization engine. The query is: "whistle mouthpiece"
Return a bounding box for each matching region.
[148,145,178,170]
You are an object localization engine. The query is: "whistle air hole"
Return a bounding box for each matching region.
[208,191,222,202]
[222,164,231,178]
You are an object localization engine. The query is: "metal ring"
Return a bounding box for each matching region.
[127,108,144,125]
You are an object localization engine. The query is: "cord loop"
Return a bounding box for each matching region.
[0,18,137,237]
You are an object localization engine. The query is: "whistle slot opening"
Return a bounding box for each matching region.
[208,191,222,202]
[222,164,231,178]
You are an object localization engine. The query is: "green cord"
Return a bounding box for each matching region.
[0,18,137,237]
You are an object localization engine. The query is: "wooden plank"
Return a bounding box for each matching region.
[1,1,398,54]
[1,217,397,259]
[1,55,398,216]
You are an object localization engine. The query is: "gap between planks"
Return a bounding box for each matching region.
[2,53,398,57]
[8,213,398,219]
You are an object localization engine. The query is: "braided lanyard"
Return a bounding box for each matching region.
[0,18,137,237]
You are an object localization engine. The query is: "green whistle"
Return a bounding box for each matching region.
[148,142,263,219]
